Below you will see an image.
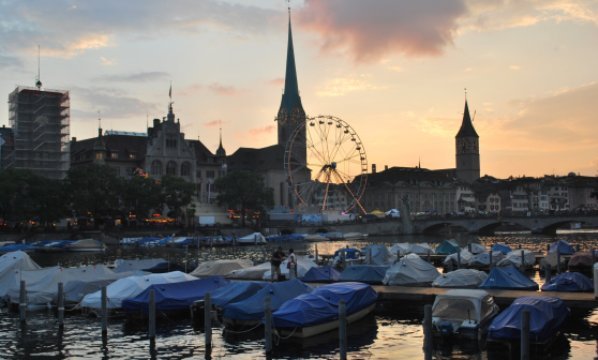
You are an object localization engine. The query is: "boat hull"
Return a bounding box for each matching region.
[277,303,375,339]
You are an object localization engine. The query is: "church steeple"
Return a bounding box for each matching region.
[216,127,226,158]
[167,83,175,122]
[456,99,478,138]
[455,93,480,183]
[276,7,306,163]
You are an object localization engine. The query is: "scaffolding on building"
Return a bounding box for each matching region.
[8,86,70,179]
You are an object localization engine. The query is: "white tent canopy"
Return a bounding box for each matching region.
[190,259,253,277]
[496,249,535,267]
[383,253,440,286]
[432,269,488,288]
[0,251,41,297]
[112,258,167,272]
[80,271,196,309]
[5,265,120,308]
[237,232,266,244]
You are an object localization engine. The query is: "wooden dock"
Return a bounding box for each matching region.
[373,285,598,309]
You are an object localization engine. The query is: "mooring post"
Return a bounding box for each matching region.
[264,294,273,354]
[467,243,472,253]
[556,248,561,274]
[593,263,598,299]
[101,286,108,336]
[315,244,319,264]
[149,289,156,340]
[520,249,525,269]
[204,292,212,355]
[339,300,347,360]
[545,264,552,285]
[423,304,433,360]
[57,282,64,329]
[457,251,461,269]
[489,249,493,269]
[521,310,530,360]
[19,280,26,323]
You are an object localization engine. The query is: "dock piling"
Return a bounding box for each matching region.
[148,289,156,340]
[19,280,26,323]
[204,292,212,354]
[593,263,598,299]
[57,282,64,328]
[457,251,461,269]
[489,249,493,269]
[423,304,433,360]
[101,286,108,336]
[521,309,530,360]
[556,249,561,274]
[264,294,272,354]
[544,264,552,285]
[520,249,525,269]
[339,300,347,360]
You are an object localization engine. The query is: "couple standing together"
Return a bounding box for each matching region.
[270,246,297,281]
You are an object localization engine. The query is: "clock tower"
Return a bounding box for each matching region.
[455,99,480,183]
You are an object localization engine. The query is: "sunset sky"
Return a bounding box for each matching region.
[1,0,597,178]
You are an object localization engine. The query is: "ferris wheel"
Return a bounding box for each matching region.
[284,115,368,214]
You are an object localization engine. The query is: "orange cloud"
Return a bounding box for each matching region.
[207,83,241,96]
[297,0,467,62]
[203,119,227,128]
[248,125,276,136]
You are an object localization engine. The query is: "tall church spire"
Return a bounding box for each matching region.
[456,99,478,138]
[277,6,306,159]
[455,94,480,183]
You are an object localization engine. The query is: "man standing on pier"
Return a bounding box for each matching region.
[270,246,285,281]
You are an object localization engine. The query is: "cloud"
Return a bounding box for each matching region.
[0,54,22,69]
[207,83,241,96]
[509,65,521,71]
[71,86,158,121]
[316,74,383,97]
[297,0,467,62]
[248,125,276,136]
[100,56,115,66]
[462,0,598,33]
[0,1,280,59]
[267,78,284,87]
[203,119,228,128]
[96,71,170,83]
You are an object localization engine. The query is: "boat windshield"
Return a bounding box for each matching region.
[433,298,479,322]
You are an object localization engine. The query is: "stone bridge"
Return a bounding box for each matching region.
[412,215,598,235]
[290,214,598,236]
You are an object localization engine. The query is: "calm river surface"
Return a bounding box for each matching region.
[1,232,597,359]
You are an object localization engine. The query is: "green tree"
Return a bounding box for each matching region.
[161,175,196,223]
[215,171,274,227]
[0,169,67,228]
[66,164,122,223]
[122,175,163,223]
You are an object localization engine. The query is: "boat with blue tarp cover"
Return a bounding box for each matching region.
[0,243,33,253]
[435,240,460,255]
[491,243,512,255]
[210,281,266,309]
[272,282,377,338]
[488,296,570,345]
[549,240,575,255]
[222,279,312,328]
[122,276,229,315]
[340,265,388,284]
[301,266,341,282]
[479,265,539,290]
[541,272,593,292]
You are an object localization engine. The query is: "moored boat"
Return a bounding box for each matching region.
[487,296,570,345]
[432,289,499,340]
[273,282,377,338]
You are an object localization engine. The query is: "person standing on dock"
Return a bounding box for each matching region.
[287,248,297,279]
[270,246,285,281]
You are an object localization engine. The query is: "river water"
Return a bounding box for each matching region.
[1,232,597,359]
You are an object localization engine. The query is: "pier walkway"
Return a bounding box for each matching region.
[373,285,598,309]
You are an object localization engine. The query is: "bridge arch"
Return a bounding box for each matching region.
[421,222,469,235]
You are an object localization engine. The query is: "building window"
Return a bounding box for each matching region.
[95,152,104,160]
[166,161,177,175]
[128,152,136,160]
[181,161,191,176]
[110,152,118,159]
[206,170,215,178]
[197,170,202,178]
[166,138,177,149]
[151,160,162,176]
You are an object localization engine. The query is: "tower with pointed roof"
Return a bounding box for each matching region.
[455,98,480,183]
[276,8,306,166]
